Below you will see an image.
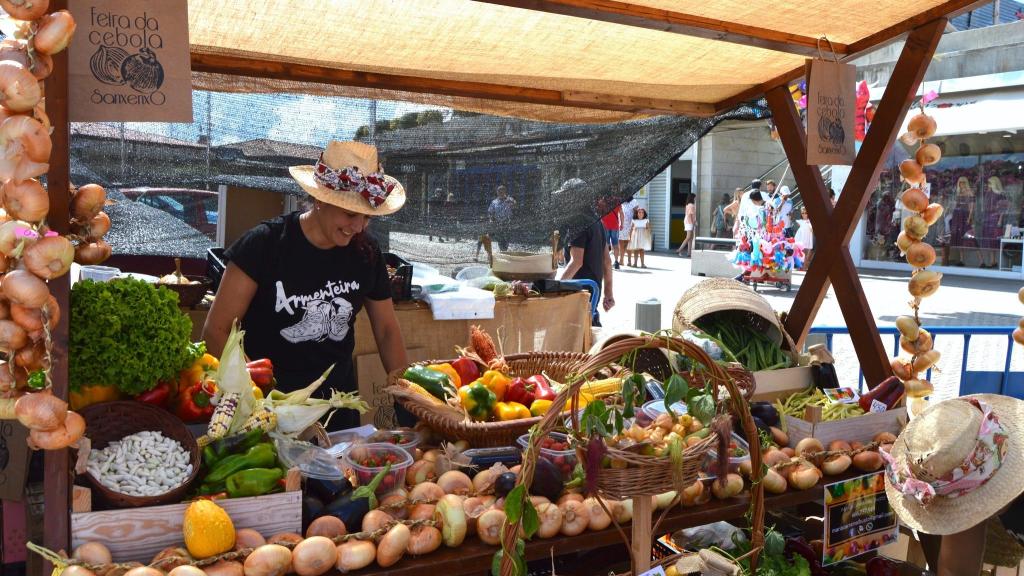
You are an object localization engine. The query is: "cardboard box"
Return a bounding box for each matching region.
[751,366,814,402]
[784,406,907,448]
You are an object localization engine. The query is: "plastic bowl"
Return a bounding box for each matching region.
[517,431,576,478]
[343,443,413,494]
[365,428,421,457]
[637,399,688,427]
[705,433,751,476]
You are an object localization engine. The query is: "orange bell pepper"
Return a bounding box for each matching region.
[426,363,462,388]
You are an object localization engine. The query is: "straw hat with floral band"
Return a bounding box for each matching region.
[289,141,406,216]
[881,394,1024,536]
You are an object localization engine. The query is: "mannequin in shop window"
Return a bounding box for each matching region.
[948,177,978,267]
[980,176,1007,269]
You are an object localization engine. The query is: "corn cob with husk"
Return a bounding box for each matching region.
[206,322,257,441]
[579,377,623,399]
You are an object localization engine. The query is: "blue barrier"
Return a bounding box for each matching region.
[808,326,1022,398]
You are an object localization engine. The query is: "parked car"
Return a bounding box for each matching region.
[121,188,218,240]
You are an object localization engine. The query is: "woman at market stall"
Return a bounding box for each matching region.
[202,141,409,430]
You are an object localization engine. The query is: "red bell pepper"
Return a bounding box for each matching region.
[505,377,536,406]
[451,357,480,388]
[858,376,901,412]
[246,358,276,394]
[527,374,556,402]
[176,379,216,422]
[134,380,173,408]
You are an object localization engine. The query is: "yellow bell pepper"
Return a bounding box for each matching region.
[426,363,462,388]
[251,383,264,401]
[183,353,220,388]
[494,401,532,421]
[476,370,510,401]
[529,399,553,417]
[69,384,122,410]
[561,391,594,413]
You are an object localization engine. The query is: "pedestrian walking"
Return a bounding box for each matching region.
[676,194,697,257]
[617,198,637,267]
[712,193,730,238]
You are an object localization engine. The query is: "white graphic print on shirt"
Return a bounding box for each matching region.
[276,280,358,344]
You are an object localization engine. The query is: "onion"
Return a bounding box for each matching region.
[124,568,164,576]
[916,143,942,166]
[763,448,790,468]
[680,479,704,506]
[829,440,852,452]
[406,525,442,555]
[291,536,337,576]
[15,340,45,370]
[653,491,676,510]
[0,220,35,256]
[612,499,632,524]
[335,540,376,573]
[780,447,796,458]
[899,160,926,186]
[29,409,84,449]
[711,474,745,500]
[1,115,51,163]
[73,541,112,564]
[583,497,611,531]
[896,316,920,340]
[408,503,435,521]
[167,567,206,576]
[0,39,52,79]
[71,184,106,221]
[23,235,73,280]
[896,231,914,253]
[903,215,929,240]
[405,459,435,486]
[32,10,76,56]
[11,294,58,332]
[74,239,112,265]
[788,463,822,490]
[900,329,933,354]
[0,319,27,350]
[305,516,345,539]
[234,524,266,545]
[910,396,930,417]
[900,188,929,213]
[361,509,393,533]
[557,493,584,506]
[908,270,942,298]
[905,378,935,398]
[243,544,292,576]
[471,466,502,494]
[891,356,915,380]
[908,113,937,139]
[477,508,506,545]
[73,211,110,242]
[921,203,944,226]
[906,242,936,269]
[151,545,191,570]
[795,438,824,459]
[911,351,941,373]
[852,451,884,472]
[376,523,410,568]
[529,496,550,508]
[3,269,48,308]
[0,0,50,21]
[60,568,96,576]
[434,494,467,547]
[204,561,244,576]
[873,432,897,444]
[3,178,48,222]
[535,502,562,538]
[13,389,64,429]
[762,468,788,494]
[559,499,590,536]
[408,481,444,502]
[0,60,40,112]
[266,532,302,546]
[822,455,852,476]
[379,493,408,520]
[770,426,788,447]
[462,495,492,535]
[436,470,473,495]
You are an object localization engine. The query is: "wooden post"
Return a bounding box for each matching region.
[772,17,947,386]
[630,495,653,574]
[43,0,72,569]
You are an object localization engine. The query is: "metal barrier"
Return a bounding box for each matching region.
[808,325,1021,398]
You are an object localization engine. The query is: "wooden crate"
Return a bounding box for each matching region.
[750,366,814,402]
[71,471,302,563]
[783,406,907,448]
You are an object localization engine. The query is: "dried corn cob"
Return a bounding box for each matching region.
[239,404,277,434]
[206,391,240,440]
[408,383,444,405]
[579,378,622,398]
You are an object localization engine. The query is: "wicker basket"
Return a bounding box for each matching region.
[673,278,794,350]
[387,351,589,447]
[159,275,213,308]
[79,401,202,508]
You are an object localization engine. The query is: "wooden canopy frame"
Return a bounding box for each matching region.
[41,1,991,574]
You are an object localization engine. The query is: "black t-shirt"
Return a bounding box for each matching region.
[569,221,607,284]
[224,212,391,427]
[1001,496,1024,546]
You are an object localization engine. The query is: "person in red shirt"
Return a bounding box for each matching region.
[601,202,623,269]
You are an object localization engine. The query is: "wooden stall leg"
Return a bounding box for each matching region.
[631,495,653,574]
[769,17,947,386]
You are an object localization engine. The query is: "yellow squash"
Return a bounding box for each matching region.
[182,500,236,559]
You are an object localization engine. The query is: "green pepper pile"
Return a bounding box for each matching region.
[198,430,286,499]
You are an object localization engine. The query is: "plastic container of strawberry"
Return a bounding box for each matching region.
[705,433,751,476]
[517,431,576,478]
[365,428,421,457]
[342,442,413,493]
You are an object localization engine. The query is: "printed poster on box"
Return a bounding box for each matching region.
[823,472,898,565]
[67,0,193,122]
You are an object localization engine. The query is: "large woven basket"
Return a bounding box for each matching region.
[387,351,589,447]
[79,401,202,508]
[673,278,798,353]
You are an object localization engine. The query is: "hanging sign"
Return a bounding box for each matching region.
[0,421,29,501]
[806,58,856,165]
[822,472,898,565]
[68,0,193,122]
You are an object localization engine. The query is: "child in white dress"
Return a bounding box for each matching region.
[629,207,652,268]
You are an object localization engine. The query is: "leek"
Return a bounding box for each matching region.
[266,365,369,434]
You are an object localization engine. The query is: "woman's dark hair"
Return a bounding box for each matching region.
[634,207,647,219]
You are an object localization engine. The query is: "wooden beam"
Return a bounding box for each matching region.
[776,18,946,386]
[713,0,987,113]
[190,52,716,117]
[43,0,71,570]
[471,0,847,57]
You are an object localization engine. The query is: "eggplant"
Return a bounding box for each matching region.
[734,415,772,443]
[749,402,780,427]
[302,495,325,530]
[494,472,517,498]
[306,476,353,504]
[322,490,368,532]
[529,458,564,501]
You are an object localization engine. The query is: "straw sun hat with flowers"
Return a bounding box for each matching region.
[289,141,406,216]
[881,394,1024,535]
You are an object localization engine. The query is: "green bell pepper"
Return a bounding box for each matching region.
[205,443,277,484]
[458,381,497,421]
[402,365,457,401]
[226,467,285,498]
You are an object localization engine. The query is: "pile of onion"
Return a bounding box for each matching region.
[892,107,943,418]
[0,6,90,452]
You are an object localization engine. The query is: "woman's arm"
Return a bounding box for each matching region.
[202,263,259,357]
[364,298,408,375]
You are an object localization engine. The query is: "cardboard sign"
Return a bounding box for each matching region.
[68,0,193,122]
[823,472,898,565]
[806,59,856,165]
[0,421,30,501]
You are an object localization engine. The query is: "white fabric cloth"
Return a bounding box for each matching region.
[619,199,637,235]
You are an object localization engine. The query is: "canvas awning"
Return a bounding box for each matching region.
[899,88,1024,136]
[187,0,983,122]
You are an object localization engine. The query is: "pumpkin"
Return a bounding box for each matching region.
[183,500,236,559]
